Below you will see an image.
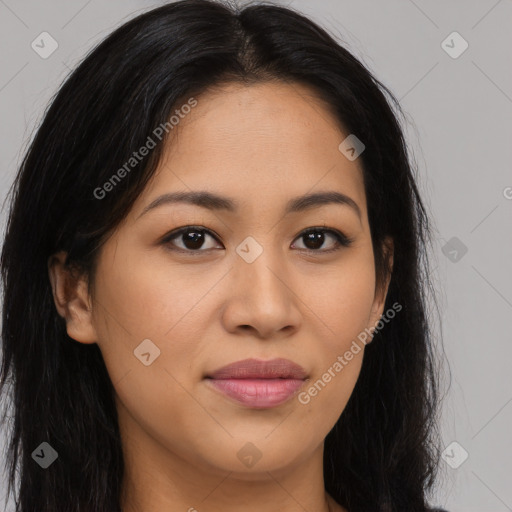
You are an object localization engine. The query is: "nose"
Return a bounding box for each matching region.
[221,248,303,340]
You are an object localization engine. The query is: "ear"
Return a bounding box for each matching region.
[366,236,394,343]
[47,251,98,344]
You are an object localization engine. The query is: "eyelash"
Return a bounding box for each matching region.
[161,225,354,255]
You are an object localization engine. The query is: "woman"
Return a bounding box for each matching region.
[0,0,448,510]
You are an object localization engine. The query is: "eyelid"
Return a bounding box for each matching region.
[161,225,354,254]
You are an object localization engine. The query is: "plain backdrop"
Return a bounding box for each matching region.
[0,1,511,511]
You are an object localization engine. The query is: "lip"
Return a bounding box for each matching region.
[206,357,308,380]
[205,358,308,409]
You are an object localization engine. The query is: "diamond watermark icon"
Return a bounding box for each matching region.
[31,32,59,59]
[441,31,468,59]
[236,236,263,264]
[442,236,468,263]
[237,442,263,468]
[441,441,469,469]
[32,442,59,469]
[338,134,365,161]
[134,338,161,366]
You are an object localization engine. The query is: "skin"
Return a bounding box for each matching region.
[49,81,393,512]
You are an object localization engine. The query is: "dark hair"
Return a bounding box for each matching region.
[0,0,446,510]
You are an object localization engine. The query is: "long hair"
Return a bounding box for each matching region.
[0,1,445,510]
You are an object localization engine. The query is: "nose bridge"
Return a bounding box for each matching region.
[230,233,298,324]
[234,233,287,297]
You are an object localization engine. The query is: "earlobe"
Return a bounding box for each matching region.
[47,251,97,344]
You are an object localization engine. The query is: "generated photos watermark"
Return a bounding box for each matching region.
[297,301,402,405]
[93,97,198,200]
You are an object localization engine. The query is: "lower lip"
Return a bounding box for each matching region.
[205,378,305,408]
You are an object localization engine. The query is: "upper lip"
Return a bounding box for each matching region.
[206,358,308,380]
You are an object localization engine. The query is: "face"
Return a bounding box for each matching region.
[50,81,392,484]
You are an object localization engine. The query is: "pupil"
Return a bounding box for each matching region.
[305,231,324,250]
[184,229,204,249]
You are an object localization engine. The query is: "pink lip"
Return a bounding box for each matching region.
[205,358,308,409]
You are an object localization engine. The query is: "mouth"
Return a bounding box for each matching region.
[204,358,308,409]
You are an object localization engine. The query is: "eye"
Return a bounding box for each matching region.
[161,226,354,254]
[161,226,222,254]
[291,227,354,253]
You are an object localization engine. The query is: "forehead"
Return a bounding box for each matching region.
[133,81,367,219]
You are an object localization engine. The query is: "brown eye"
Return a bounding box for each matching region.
[162,227,221,253]
[292,228,353,253]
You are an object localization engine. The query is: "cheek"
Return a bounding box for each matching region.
[307,257,376,348]
[295,253,375,416]
[90,252,226,415]
[92,244,211,345]
[91,256,212,456]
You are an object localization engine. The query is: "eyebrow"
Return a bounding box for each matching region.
[137,190,362,221]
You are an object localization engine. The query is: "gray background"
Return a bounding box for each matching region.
[0,0,511,510]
